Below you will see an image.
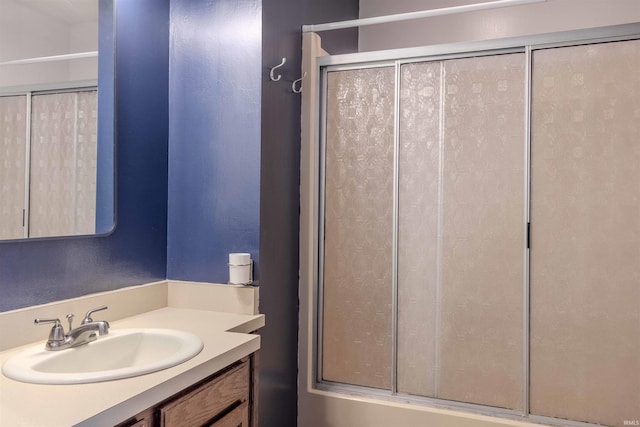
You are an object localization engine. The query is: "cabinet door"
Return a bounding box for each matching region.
[208,402,248,427]
[114,409,153,427]
[159,360,250,427]
[116,418,148,427]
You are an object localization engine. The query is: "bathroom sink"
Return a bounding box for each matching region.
[2,328,203,385]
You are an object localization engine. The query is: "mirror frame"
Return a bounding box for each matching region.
[0,0,116,242]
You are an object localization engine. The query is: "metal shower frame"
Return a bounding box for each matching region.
[311,22,640,427]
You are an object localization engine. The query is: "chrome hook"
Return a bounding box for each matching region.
[292,72,307,94]
[269,57,286,82]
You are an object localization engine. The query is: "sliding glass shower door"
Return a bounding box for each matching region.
[322,53,527,410]
[529,39,640,426]
[0,89,98,240]
[0,95,28,239]
[398,53,526,410]
[322,66,395,389]
[318,35,639,426]
[29,90,98,237]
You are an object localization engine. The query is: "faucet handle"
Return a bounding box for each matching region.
[66,314,74,331]
[34,318,65,342]
[82,305,108,324]
[34,318,60,326]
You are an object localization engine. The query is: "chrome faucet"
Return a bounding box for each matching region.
[34,305,110,351]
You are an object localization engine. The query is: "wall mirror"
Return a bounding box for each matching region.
[0,0,115,240]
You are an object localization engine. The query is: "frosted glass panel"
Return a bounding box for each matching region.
[322,67,395,389]
[397,54,525,409]
[73,91,98,234]
[397,61,441,397]
[530,40,640,426]
[437,54,525,410]
[0,95,27,239]
[29,91,97,237]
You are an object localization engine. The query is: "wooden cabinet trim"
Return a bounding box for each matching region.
[159,358,250,426]
[114,354,257,427]
[208,402,248,427]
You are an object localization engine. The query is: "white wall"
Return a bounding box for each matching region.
[359,0,640,51]
[0,0,97,88]
[69,21,99,81]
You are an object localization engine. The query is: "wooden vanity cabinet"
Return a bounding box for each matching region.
[115,354,257,427]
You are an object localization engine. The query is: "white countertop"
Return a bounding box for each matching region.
[0,307,264,426]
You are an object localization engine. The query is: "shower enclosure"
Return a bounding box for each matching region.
[0,88,98,239]
[313,27,640,427]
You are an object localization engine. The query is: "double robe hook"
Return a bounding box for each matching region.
[269,57,306,94]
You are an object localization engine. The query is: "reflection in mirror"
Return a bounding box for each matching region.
[0,0,115,240]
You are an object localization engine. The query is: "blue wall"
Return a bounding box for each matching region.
[0,0,170,312]
[166,2,358,426]
[166,0,262,284]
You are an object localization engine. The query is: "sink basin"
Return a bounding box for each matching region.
[2,328,203,385]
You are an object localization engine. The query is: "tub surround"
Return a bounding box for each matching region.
[0,281,263,426]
